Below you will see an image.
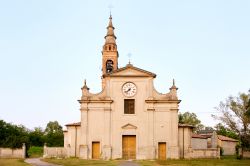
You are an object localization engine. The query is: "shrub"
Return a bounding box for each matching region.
[220,147,224,156]
[28,146,43,157]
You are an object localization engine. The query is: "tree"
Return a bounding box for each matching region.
[212,92,250,148]
[44,121,64,147]
[245,90,250,117]
[215,123,238,140]
[0,119,29,148]
[29,127,45,147]
[179,112,204,132]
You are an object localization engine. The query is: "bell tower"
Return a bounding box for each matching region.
[102,15,118,75]
[101,15,119,89]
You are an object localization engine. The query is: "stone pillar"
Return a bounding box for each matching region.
[103,107,112,159]
[81,108,88,145]
[147,108,155,159]
[22,143,26,158]
[170,110,179,159]
[211,131,217,148]
[80,106,89,159]
[43,143,47,158]
[217,147,221,159]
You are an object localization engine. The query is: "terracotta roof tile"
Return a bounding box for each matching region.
[192,134,207,139]
[199,134,213,138]
[217,135,238,142]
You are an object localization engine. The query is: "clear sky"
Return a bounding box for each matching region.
[0,0,249,130]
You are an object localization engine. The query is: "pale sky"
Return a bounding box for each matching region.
[0,0,249,130]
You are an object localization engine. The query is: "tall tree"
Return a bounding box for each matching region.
[212,92,250,148]
[179,112,204,132]
[0,119,29,148]
[44,121,64,147]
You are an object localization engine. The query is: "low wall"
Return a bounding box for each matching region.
[185,148,220,159]
[43,145,67,158]
[192,138,207,149]
[243,150,250,158]
[0,143,26,158]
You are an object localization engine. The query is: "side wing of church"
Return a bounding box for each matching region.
[63,15,194,160]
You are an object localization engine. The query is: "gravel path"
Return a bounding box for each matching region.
[24,158,61,166]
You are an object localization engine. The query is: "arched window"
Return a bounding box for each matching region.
[106,60,114,73]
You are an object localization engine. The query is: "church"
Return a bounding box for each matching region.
[63,15,197,160]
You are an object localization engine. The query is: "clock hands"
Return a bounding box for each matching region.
[125,88,131,93]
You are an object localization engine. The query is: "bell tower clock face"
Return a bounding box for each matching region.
[122,82,137,97]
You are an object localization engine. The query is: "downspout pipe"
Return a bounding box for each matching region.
[183,127,184,158]
[75,126,77,157]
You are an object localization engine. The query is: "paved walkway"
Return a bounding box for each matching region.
[118,160,139,166]
[24,158,61,166]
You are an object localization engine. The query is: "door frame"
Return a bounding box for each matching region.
[158,142,167,160]
[122,135,136,159]
[92,141,100,159]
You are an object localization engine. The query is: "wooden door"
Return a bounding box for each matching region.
[158,142,166,160]
[92,142,100,159]
[122,135,136,159]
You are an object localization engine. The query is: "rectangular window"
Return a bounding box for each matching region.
[124,99,135,114]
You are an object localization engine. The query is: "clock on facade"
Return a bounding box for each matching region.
[122,82,137,97]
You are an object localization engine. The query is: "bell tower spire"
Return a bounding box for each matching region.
[102,14,118,76]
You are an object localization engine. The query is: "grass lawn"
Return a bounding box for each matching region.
[43,158,120,166]
[43,157,250,166]
[27,146,43,158]
[137,158,250,166]
[0,159,30,166]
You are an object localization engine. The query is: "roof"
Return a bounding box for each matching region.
[199,134,213,138]
[197,130,214,134]
[217,135,238,142]
[103,64,156,78]
[178,123,195,128]
[192,134,207,139]
[65,122,81,126]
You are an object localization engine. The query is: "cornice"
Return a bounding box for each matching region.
[145,100,181,104]
[78,100,113,104]
[103,75,154,78]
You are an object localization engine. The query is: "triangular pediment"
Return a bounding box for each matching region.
[103,64,156,78]
[121,123,137,129]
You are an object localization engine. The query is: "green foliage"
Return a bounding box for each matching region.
[235,144,243,159]
[0,119,64,150]
[29,127,45,146]
[44,121,64,147]
[27,146,43,157]
[0,120,29,148]
[213,91,250,148]
[215,123,239,140]
[220,147,224,156]
[178,112,204,132]
[245,96,250,117]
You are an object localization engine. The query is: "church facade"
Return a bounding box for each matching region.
[63,16,193,160]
